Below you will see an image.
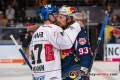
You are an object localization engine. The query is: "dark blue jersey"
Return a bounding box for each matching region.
[73,28,93,69]
[61,28,93,79]
[61,49,80,79]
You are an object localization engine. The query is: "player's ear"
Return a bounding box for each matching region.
[67,17,71,23]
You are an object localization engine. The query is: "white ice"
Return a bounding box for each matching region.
[0,61,120,80]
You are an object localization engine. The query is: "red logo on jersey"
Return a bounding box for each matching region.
[44,44,55,62]
[79,38,86,45]
[61,49,73,56]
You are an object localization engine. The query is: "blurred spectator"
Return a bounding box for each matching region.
[108,14,119,26]
[19,7,26,18]
[12,0,19,18]
[15,20,24,28]
[104,4,113,16]
[12,0,18,10]
[10,20,15,27]
[5,4,15,22]
[6,20,15,27]
[25,16,32,23]
[109,31,116,43]
[33,16,41,23]
[24,21,33,27]
[36,2,42,16]
[19,17,25,23]
[18,32,31,65]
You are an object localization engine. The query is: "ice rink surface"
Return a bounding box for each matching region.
[0,61,120,80]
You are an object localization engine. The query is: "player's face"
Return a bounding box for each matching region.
[49,14,56,23]
[57,14,67,28]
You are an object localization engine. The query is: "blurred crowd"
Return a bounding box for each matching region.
[0,0,120,28]
[104,4,120,26]
[0,0,43,28]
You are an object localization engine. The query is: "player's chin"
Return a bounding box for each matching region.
[56,23,62,27]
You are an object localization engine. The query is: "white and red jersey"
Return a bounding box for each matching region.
[29,22,81,80]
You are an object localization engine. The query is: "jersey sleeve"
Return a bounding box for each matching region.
[64,22,81,44]
[49,22,81,50]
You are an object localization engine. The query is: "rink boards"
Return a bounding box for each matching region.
[0,45,24,63]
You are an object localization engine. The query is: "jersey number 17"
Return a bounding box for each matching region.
[31,44,55,64]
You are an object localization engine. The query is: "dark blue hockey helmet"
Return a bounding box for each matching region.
[39,4,58,20]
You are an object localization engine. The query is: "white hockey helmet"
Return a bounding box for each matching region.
[58,5,76,17]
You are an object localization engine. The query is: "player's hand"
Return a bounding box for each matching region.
[76,21,85,28]
[27,25,39,32]
[79,70,90,80]
[18,38,20,42]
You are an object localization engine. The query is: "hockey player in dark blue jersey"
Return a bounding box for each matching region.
[57,5,93,80]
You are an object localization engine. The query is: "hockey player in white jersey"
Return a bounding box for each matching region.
[29,4,82,80]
